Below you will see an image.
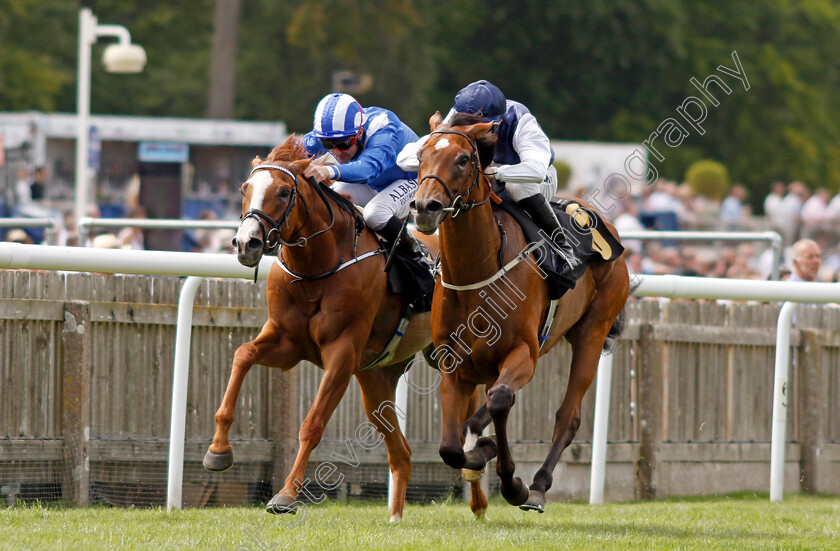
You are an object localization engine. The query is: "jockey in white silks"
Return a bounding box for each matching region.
[398,80,580,274]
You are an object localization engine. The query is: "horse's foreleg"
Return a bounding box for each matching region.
[523,323,611,513]
[438,371,476,470]
[267,338,359,514]
[356,361,413,522]
[487,342,535,507]
[424,344,489,518]
[205,322,297,472]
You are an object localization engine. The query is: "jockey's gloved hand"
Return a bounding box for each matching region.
[485,167,503,189]
[303,163,333,185]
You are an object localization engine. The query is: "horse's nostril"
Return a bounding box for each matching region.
[426,200,443,213]
[247,237,262,251]
[409,200,416,211]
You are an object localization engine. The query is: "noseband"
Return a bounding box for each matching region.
[242,164,336,252]
[418,129,493,218]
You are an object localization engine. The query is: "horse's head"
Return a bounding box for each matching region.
[410,112,497,234]
[234,136,312,267]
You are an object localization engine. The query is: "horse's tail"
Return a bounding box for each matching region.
[602,275,641,354]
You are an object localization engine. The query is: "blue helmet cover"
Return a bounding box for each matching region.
[453,80,506,121]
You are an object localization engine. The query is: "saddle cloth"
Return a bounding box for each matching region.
[495,192,624,300]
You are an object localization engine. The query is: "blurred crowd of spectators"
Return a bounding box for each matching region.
[5,167,840,284]
[593,179,840,282]
[3,166,235,253]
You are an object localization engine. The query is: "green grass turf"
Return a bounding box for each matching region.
[3,493,839,550]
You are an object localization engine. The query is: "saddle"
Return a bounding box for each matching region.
[494,190,624,300]
[381,238,435,312]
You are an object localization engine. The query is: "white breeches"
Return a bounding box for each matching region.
[505,164,559,202]
[331,178,417,230]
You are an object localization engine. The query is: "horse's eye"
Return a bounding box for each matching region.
[278,187,291,199]
[240,185,247,197]
[456,154,470,166]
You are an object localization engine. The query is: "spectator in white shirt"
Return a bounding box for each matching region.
[800,188,831,239]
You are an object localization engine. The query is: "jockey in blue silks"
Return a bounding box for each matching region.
[302,92,426,262]
[398,80,580,274]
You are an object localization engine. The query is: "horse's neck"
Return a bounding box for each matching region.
[282,188,350,273]
[438,202,502,286]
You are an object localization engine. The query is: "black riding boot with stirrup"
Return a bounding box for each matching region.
[517,194,581,275]
[379,216,431,268]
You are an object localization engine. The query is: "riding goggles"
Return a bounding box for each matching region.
[320,135,359,151]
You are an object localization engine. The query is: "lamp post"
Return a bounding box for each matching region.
[75,8,146,242]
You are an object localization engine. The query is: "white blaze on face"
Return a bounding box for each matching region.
[434,138,450,150]
[235,170,273,243]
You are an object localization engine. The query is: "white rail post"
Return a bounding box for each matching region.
[589,352,614,505]
[770,301,798,503]
[167,275,205,511]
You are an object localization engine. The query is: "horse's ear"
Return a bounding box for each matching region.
[465,122,495,140]
[429,111,443,131]
[291,158,312,176]
[251,156,263,168]
[468,122,498,170]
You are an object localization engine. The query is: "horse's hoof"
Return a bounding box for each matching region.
[462,467,485,482]
[203,449,234,472]
[266,492,297,515]
[519,490,546,513]
[501,477,530,507]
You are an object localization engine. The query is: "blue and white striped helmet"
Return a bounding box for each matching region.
[312,93,364,139]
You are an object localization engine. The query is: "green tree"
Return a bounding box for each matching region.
[0,0,75,110]
[4,0,840,200]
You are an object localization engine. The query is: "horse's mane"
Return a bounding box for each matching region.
[448,113,498,169]
[264,134,309,163]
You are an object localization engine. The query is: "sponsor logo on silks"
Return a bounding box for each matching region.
[389,182,415,202]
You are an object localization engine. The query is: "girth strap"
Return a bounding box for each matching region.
[360,306,416,371]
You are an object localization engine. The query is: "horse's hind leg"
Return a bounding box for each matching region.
[204,321,298,472]
[523,321,622,512]
[462,401,497,476]
[355,360,413,522]
[487,342,535,507]
[463,390,491,519]
[523,265,629,512]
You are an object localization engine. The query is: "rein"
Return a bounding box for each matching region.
[242,164,382,282]
[418,130,494,220]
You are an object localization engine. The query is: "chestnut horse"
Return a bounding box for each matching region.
[202,136,488,521]
[411,114,630,512]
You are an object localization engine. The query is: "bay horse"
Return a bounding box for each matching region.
[202,136,488,521]
[410,113,631,512]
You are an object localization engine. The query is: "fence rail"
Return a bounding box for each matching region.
[1,270,839,507]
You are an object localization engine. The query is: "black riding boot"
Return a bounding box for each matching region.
[379,216,430,266]
[517,194,581,274]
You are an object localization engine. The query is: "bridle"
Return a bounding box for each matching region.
[241,164,376,282]
[241,164,336,253]
[418,129,493,220]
